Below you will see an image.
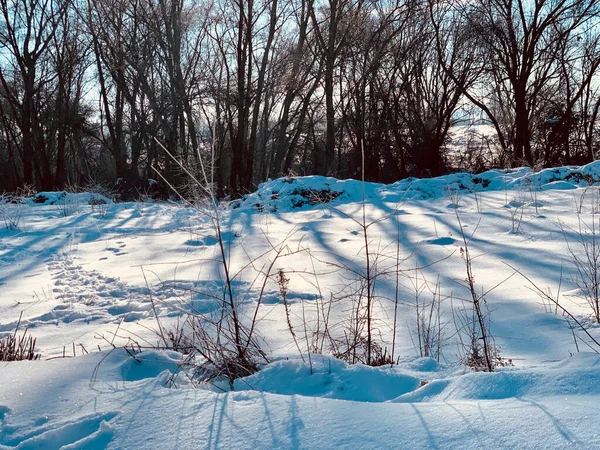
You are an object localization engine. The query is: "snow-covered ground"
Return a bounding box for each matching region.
[2,163,600,449]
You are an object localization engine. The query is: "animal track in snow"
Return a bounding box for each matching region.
[0,411,118,449]
[0,255,172,331]
[20,255,224,328]
[0,253,259,333]
[103,241,128,257]
[49,255,139,306]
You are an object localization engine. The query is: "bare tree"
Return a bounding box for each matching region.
[268,0,322,179]
[444,0,600,166]
[309,0,365,176]
[0,0,71,189]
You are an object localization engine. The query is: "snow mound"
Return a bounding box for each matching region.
[234,355,421,402]
[393,353,600,403]
[115,350,183,382]
[384,161,600,200]
[232,176,382,212]
[25,191,113,207]
[229,352,600,405]
[85,349,184,383]
[236,161,600,212]
[230,353,600,404]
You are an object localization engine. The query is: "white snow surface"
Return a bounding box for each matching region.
[2,164,600,448]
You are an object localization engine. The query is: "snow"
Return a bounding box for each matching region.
[233,355,423,402]
[3,164,600,448]
[238,161,600,212]
[1,351,599,449]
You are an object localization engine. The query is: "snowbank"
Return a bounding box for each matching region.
[25,191,113,206]
[235,161,600,212]
[234,355,422,402]
[1,351,600,449]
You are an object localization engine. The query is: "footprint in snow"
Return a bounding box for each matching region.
[0,411,118,449]
[104,247,128,256]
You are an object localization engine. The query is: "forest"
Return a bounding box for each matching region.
[1,0,600,197]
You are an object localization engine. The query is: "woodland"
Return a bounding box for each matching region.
[1,0,600,196]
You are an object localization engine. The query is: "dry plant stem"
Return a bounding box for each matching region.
[568,320,581,353]
[445,187,462,209]
[508,196,525,234]
[362,200,374,365]
[415,269,423,356]
[307,252,326,353]
[391,221,401,366]
[505,262,600,352]
[432,279,441,361]
[0,312,39,361]
[153,137,246,360]
[322,294,334,352]
[306,248,335,354]
[524,169,538,216]
[141,267,168,348]
[243,231,301,354]
[473,189,482,213]
[359,139,373,365]
[569,204,600,322]
[436,285,442,361]
[215,216,243,358]
[558,190,600,322]
[302,300,313,374]
[13,311,22,340]
[312,138,411,365]
[278,269,305,363]
[456,211,493,372]
[319,200,449,365]
[412,271,444,360]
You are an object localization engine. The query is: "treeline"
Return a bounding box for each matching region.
[1,0,600,197]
